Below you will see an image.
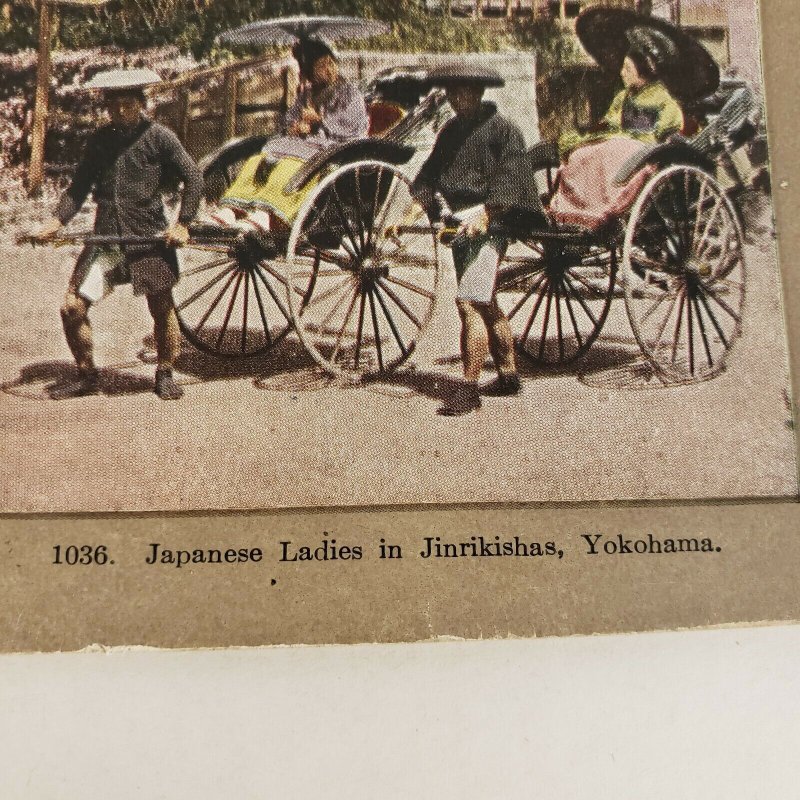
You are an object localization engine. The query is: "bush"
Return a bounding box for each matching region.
[0,0,515,58]
[510,16,583,73]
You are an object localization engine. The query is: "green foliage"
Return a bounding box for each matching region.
[0,0,515,58]
[510,17,583,72]
[0,5,36,52]
[372,13,512,54]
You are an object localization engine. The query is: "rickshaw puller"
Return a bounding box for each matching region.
[30,69,203,400]
[410,64,532,416]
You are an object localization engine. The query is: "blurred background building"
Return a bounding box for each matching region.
[427,0,762,86]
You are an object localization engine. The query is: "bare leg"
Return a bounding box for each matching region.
[147,290,181,369]
[48,289,101,398]
[438,299,484,416]
[60,290,95,375]
[456,298,489,383]
[147,290,183,400]
[476,297,517,376]
[475,297,521,396]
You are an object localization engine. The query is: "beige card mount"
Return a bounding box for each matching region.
[0,0,797,651]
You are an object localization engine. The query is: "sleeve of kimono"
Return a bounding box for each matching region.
[602,89,626,131]
[411,128,449,212]
[654,90,684,141]
[319,83,369,142]
[283,92,305,133]
[558,90,626,157]
[157,125,203,224]
[53,133,102,224]
[486,120,529,209]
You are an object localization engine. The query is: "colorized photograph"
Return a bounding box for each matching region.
[0,0,795,512]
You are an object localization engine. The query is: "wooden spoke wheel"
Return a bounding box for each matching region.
[285,161,440,381]
[622,165,746,384]
[498,238,618,367]
[173,237,301,359]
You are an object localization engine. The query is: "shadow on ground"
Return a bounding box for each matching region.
[4,334,654,403]
[2,360,153,400]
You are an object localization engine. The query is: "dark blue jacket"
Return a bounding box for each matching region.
[55,117,202,238]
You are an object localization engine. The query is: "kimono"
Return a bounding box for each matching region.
[274,77,369,157]
[55,116,202,299]
[550,82,684,231]
[412,102,527,303]
[412,102,526,214]
[221,78,368,222]
[559,81,684,156]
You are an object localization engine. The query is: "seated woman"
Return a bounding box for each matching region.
[549,27,684,231]
[211,38,369,230]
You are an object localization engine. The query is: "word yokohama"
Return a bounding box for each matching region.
[582,533,719,555]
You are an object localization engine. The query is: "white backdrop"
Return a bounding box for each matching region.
[1,625,798,799]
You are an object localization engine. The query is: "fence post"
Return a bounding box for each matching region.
[223,70,238,140]
[27,0,52,196]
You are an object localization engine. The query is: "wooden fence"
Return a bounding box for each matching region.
[151,53,298,162]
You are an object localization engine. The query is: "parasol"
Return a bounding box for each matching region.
[575,7,720,103]
[216,15,390,49]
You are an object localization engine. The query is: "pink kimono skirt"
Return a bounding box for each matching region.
[548,137,656,231]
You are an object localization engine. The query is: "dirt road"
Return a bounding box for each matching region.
[0,225,796,513]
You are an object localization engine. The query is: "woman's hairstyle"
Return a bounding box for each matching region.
[625,26,675,81]
[292,38,338,79]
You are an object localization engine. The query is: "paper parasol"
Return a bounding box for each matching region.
[216,15,390,49]
[575,7,720,102]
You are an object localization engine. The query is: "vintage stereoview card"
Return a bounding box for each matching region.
[0,0,797,651]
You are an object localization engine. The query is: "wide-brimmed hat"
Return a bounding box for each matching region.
[425,63,505,89]
[81,68,162,93]
[576,8,719,102]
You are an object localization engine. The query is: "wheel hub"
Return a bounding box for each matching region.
[685,257,713,278]
[358,256,390,279]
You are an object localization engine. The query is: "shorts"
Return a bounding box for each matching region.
[451,235,506,305]
[72,245,178,303]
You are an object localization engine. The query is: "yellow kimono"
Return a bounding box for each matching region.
[559,81,684,156]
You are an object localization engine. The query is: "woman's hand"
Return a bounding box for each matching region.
[288,120,312,136]
[300,106,322,126]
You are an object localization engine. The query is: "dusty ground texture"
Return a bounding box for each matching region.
[0,188,796,513]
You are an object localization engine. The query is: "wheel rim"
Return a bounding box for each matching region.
[622,165,746,383]
[498,239,617,367]
[174,241,298,359]
[286,161,440,380]
[168,139,299,359]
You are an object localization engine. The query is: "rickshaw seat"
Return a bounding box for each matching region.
[367,101,406,137]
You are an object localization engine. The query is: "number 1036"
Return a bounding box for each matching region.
[52,545,112,565]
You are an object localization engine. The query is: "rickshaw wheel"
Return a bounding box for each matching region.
[286,161,440,381]
[622,165,746,384]
[173,240,302,359]
[498,239,618,367]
